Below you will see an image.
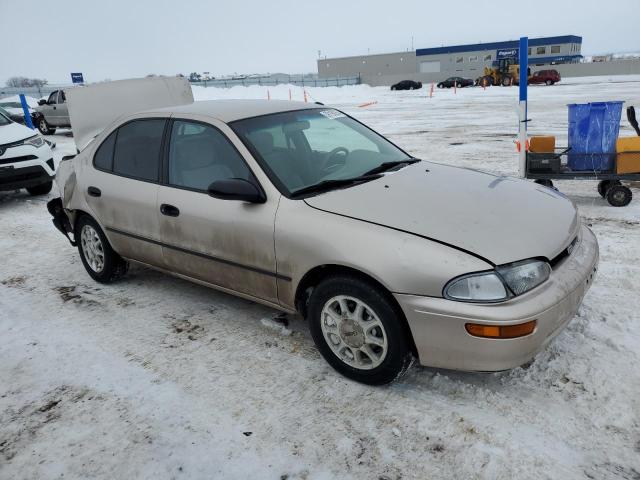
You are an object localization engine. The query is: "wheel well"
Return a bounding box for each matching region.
[295,264,419,358]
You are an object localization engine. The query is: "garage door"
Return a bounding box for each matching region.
[419,61,441,73]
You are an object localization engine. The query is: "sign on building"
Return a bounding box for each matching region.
[496,48,519,60]
[70,72,84,84]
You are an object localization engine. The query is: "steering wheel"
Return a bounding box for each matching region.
[322,147,349,173]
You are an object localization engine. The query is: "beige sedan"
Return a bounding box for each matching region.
[48,100,598,385]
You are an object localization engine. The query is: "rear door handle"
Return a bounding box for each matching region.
[87,186,101,197]
[160,203,180,217]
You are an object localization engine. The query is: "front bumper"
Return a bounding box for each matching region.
[395,224,599,372]
[0,143,54,191]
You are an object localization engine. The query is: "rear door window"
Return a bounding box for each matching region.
[113,119,166,182]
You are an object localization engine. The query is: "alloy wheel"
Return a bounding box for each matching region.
[81,224,105,273]
[320,295,388,370]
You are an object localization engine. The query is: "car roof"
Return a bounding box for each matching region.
[147,99,320,123]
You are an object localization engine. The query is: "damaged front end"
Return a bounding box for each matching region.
[47,197,76,246]
[46,154,78,246]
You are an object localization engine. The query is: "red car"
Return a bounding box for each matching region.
[528,69,561,86]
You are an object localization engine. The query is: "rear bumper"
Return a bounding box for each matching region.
[395,224,599,372]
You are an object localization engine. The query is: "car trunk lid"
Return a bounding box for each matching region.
[66,76,194,150]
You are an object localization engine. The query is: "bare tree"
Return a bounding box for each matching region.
[6,77,48,88]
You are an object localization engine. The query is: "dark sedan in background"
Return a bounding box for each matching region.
[437,77,474,88]
[390,80,423,90]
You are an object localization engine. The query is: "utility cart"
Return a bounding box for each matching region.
[525,104,640,207]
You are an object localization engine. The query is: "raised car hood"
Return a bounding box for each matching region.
[304,161,579,265]
[66,76,193,150]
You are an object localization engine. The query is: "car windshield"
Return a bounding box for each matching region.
[0,109,11,126]
[231,108,411,195]
[0,102,23,109]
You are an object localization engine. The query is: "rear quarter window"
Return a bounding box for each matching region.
[93,130,117,171]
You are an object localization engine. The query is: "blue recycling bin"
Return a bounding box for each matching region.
[567,101,623,171]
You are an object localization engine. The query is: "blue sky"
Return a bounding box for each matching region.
[1,0,637,84]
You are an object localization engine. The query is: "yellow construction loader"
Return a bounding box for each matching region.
[476,58,530,87]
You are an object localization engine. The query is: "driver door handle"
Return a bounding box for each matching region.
[160,204,180,217]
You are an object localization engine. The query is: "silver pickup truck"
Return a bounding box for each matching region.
[34,89,70,135]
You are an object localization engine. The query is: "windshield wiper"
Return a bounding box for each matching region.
[362,158,421,176]
[290,174,382,198]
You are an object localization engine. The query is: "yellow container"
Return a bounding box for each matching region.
[529,136,556,153]
[616,137,640,174]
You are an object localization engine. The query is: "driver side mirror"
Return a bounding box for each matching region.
[207,178,266,204]
[37,99,47,106]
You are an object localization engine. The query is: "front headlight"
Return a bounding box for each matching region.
[24,135,45,148]
[444,259,551,303]
[497,259,551,296]
[444,271,509,302]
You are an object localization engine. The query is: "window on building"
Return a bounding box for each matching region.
[536,46,546,55]
[551,45,561,54]
[528,47,532,55]
[326,63,330,67]
[362,60,366,64]
[469,55,478,62]
[484,54,492,61]
[455,56,463,63]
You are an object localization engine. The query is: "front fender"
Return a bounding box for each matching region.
[275,199,491,310]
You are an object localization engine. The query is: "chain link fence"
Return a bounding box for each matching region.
[0,75,361,101]
[192,74,360,88]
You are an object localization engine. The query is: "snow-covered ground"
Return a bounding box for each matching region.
[1,77,639,480]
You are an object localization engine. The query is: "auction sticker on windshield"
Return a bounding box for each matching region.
[319,110,345,120]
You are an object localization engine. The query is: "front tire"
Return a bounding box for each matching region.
[37,117,56,135]
[26,181,52,196]
[545,79,553,86]
[76,215,129,283]
[308,275,413,385]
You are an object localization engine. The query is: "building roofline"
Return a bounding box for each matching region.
[416,35,582,57]
[317,51,413,62]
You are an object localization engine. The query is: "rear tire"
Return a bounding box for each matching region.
[26,181,52,196]
[37,117,55,135]
[76,215,129,283]
[502,76,512,87]
[597,180,620,198]
[545,79,553,86]
[308,275,413,385]
[606,185,632,207]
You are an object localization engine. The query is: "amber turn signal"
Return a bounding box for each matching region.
[465,320,537,339]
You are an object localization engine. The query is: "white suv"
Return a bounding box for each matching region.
[0,110,55,195]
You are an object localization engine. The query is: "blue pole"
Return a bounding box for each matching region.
[19,94,35,129]
[518,37,528,177]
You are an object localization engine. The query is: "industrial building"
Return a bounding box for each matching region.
[318,35,584,86]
